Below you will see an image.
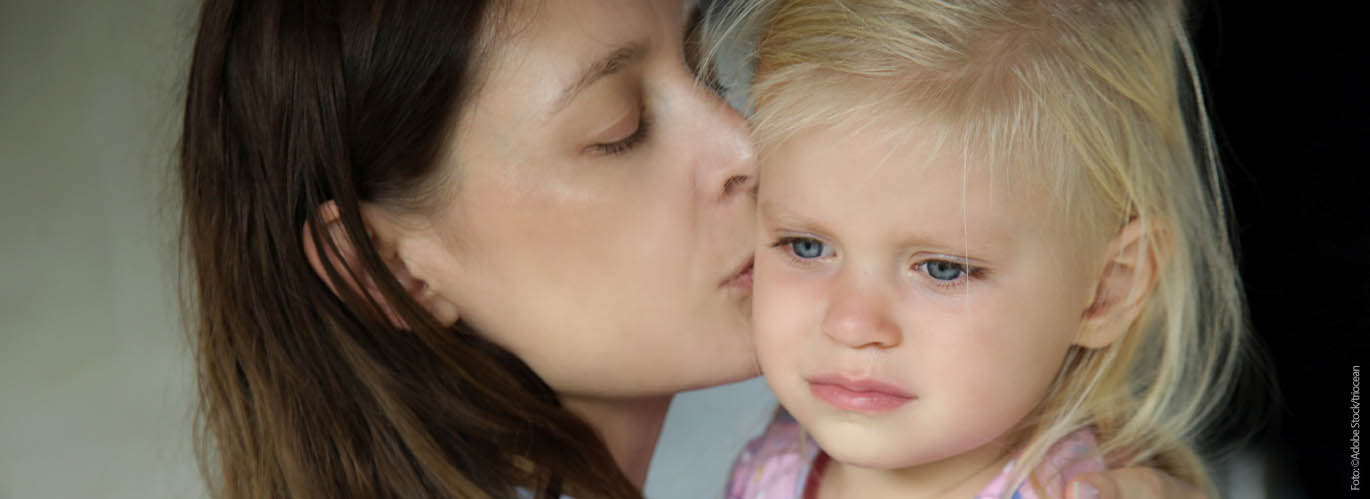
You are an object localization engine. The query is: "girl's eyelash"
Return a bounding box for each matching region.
[770,236,827,248]
[768,236,988,289]
[770,236,830,265]
[913,259,987,290]
[592,111,651,156]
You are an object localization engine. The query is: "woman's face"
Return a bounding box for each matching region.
[413,0,758,399]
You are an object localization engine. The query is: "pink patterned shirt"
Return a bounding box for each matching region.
[726,410,1105,499]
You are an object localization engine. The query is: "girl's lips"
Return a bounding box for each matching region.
[807,375,916,413]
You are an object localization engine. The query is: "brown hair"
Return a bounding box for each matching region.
[178,0,641,497]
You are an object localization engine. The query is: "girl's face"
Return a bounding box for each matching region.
[753,115,1104,475]
[414,0,758,399]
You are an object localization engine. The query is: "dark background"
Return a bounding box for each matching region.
[1195,1,1369,497]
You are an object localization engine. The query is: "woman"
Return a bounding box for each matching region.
[178,0,1200,497]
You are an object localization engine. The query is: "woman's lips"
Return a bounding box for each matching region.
[720,259,753,290]
[807,375,916,413]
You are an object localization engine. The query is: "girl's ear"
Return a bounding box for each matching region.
[1075,217,1166,349]
[301,201,460,329]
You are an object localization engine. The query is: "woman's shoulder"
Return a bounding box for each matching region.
[726,408,820,499]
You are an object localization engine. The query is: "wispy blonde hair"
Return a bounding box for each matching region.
[706,0,1248,495]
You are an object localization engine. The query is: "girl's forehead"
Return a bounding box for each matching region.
[761,112,1048,204]
[762,122,1048,234]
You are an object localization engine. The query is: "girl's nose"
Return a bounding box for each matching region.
[820,275,902,349]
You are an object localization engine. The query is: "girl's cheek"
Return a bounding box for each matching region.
[754,257,829,343]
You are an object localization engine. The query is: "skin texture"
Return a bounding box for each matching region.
[752,115,1140,498]
[355,0,758,484]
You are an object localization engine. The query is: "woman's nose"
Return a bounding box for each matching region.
[692,85,757,204]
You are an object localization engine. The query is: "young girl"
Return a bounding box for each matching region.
[716,0,1247,497]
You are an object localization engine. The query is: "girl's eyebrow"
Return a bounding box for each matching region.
[759,200,833,236]
[885,206,1019,253]
[891,231,1011,258]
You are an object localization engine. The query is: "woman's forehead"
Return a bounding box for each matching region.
[470,0,683,119]
[496,0,685,57]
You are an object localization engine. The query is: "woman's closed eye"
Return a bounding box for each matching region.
[589,109,651,156]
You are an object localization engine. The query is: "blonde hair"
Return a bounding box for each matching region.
[707,0,1247,495]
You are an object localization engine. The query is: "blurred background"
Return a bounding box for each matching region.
[1,0,1364,498]
[1,0,201,497]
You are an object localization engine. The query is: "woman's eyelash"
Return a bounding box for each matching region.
[593,112,651,156]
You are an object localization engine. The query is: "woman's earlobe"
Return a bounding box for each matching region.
[388,237,463,328]
[302,201,353,299]
[301,200,457,330]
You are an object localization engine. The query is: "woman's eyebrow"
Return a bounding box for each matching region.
[551,42,645,115]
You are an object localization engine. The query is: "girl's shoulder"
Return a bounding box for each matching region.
[977,428,1107,499]
[726,413,1104,499]
[726,408,821,499]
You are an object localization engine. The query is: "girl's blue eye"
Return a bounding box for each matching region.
[789,238,826,259]
[923,260,966,281]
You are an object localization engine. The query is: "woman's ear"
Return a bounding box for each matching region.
[1075,217,1167,349]
[301,200,460,329]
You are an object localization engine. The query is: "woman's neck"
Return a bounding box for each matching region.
[561,394,674,488]
[816,436,1014,499]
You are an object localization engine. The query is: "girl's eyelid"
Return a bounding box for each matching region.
[767,228,836,246]
[768,234,834,251]
[908,251,984,268]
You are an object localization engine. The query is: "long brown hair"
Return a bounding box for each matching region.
[178,0,641,497]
